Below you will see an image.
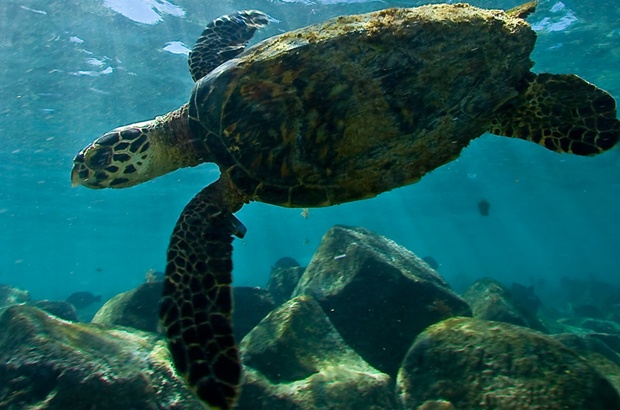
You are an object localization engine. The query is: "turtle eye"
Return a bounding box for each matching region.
[84,146,113,170]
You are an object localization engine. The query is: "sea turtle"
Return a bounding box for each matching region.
[71,2,620,408]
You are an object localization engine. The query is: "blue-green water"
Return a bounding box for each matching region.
[1,0,619,308]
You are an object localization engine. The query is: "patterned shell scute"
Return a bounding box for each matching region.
[192,4,537,207]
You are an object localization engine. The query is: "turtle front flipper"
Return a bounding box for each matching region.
[489,73,620,155]
[160,178,247,410]
[189,10,270,82]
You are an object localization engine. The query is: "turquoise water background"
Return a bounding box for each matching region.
[1,0,619,305]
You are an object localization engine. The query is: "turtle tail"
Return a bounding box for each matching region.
[159,179,247,410]
[488,73,620,155]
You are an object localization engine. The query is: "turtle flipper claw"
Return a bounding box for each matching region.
[229,214,247,239]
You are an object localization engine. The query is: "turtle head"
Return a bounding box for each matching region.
[72,105,200,189]
[72,122,161,189]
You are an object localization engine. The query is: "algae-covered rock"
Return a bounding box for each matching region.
[397,317,620,409]
[0,305,202,409]
[28,300,78,321]
[266,265,305,305]
[0,286,79,322]
[560,317,620,335]
[293,225,471,376]
[92,282,276,340]
[554,333,620,396]
[508,282,541,315]
[238,295,395,409]
[91,281,163,332]
[591,333,620,355]
[0,284,30,307]
[232,286,276,341]
[463,278,547,332]
[417,400,455,410]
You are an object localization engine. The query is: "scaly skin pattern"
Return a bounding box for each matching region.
[71,104,199,189]
[489,73,620,155]
[159,176,248,410]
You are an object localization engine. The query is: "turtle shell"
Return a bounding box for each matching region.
[189,4,536,207]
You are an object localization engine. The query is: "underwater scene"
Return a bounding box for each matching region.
[2,0,620,408]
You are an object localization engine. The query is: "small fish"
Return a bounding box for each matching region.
[65,291,102,309]
[477,199,490,216]
[301,208,310,219]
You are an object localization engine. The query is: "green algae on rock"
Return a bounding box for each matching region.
[266,265,306,306]
[29,299,79,322]
[91,282,276,342]
[0,305,202,409]
[238,295,395,409]
[0,284,30,307]
[397,317,620,409]
[232,287,276,342]
[92,281,163,333]
[554,333,620,396]
[464,277,547,332]
[293,225,471,376]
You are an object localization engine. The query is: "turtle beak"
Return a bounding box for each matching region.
[71,153,86,187]
[71,170,81,187]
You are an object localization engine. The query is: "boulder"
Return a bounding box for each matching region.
[91,283,276,339]
[232,287,276,341]
[397,317,620,409]
[92,282,163,332]
[463,278,547,332]
[266,265,305,305]
[0,305,202,409]
[0,284,30,307]
[293,225,471,376]
[238,295,395,409]
[28,300,78,321]
[560,317,620,335]
[508,282,541,315]
[0,287,79,322]
[417,400,455,410]
[591,333,620,355]
[553,333,620,395]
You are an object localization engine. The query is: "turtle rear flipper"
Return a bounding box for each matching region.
[489,73,620,155]
[159,178,246,410]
